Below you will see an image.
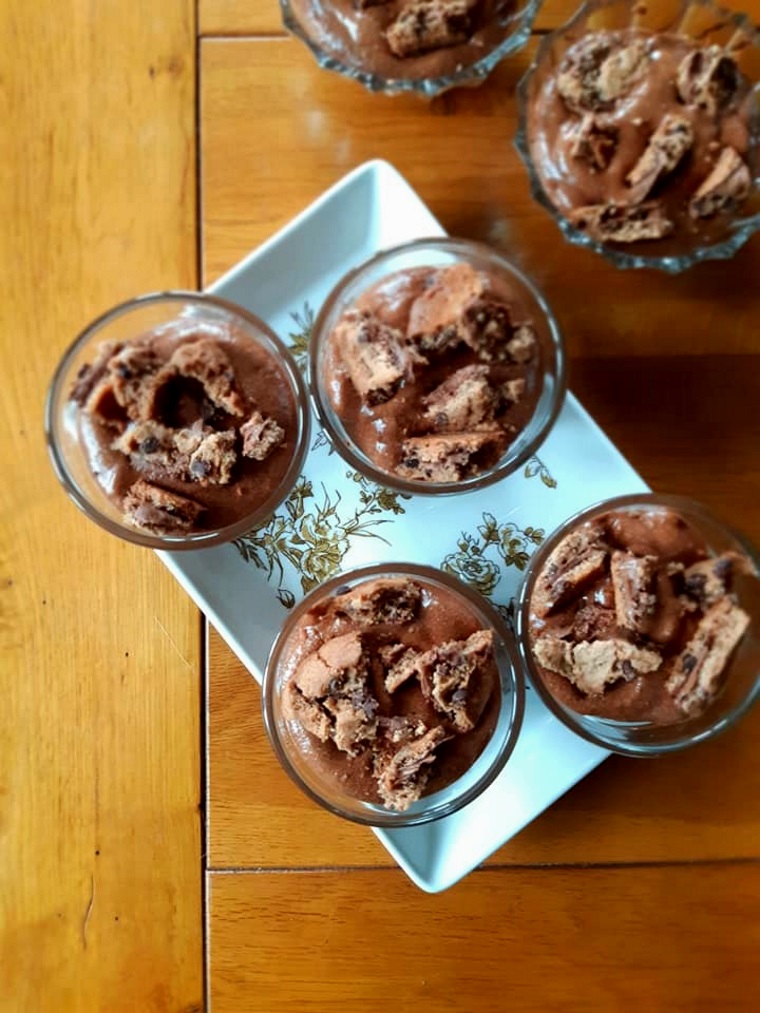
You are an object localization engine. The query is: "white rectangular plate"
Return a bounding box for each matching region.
[160,160,648,893]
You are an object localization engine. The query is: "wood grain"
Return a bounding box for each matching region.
[198,0,714,37]
[208,603,760,869]
[208,865,760,1011]
[0,2,202,1009]
[200,36,760,357]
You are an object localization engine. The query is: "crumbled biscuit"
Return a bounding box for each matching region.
[682,552,751,606]
[666,598,750,715]
[381,644,423,693]
[188,430,237,485]
[334,578,422,627]
[293,631,369,699]
[420,364,499,433]
[532,527,608,618]
[385,0,474,59]
[335,310,416,406]
[417,629,495,732]
[108,344,163,420]
[557,35,648,114]
[122,479,204,535]
[502,377,526,404]
[240,410,285,461]
[166,338,245,417]
[689,146,751,219]
[323,693,379,755]
[568,201,674,242]
[283,683,332,742]
[596,39,649,103]
[506,324,537,364]
[112,420,187,480]
[460,298,514,362]
[676,45,739,116]
[374,725,448,811]
[610,550,658,635]
[571,114,619,172]
[625,113,694,203]
[407,263,485,350]
[397,431,500,482]
[534,635,661,696]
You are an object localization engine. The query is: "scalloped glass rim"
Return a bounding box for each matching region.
[280,0,543,98]
[514,0,760,273]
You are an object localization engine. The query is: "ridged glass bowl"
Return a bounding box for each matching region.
[281,0,543,98]
[515,0,760,272]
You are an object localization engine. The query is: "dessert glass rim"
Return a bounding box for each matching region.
[515,491,760,755]
[44,288,311,551]
[308,235,567,497]
[513,0,760,273]
[279,0,543,98]
[262,560,527,827]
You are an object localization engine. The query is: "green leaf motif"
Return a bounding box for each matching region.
[287,302,315,372]
[524,455,557,489]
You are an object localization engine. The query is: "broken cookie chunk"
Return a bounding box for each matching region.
[625,113,694,203]
[532,526,608,618]
[571,114,619,172]
[293,631,369,699]
[240,410,285,461]
[385,0,474,60]
[420,365,499,433]
[417,629,495,732]
[557,34,648,114]
[374,725,448,811]
[676,45,739,117]
[568,201,674,243]
[335,310,416,406]
[334,578,422,627]
[689,146,751,219]
[397,431,500,482]
[666,598,750,716]
[407,263,485,351]
[122,479,205,535]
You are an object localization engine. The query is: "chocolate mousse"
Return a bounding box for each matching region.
[279,575,501,811]
[70,323,299,536]
[527,29,755,245]
[323,262,541,483]
[528,507,755,723]
[284,0,523,86]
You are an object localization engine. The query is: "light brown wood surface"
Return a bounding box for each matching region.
[209,866,760,1012]
[1,2,202,1010]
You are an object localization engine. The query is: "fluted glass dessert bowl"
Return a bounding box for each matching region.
[515,0,760,272]
[263,562,526,827]
[45,291,310,550]
[515,493,760,755]
[281,0,543,98]
[309,237,566,496]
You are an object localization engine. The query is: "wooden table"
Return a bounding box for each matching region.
[3,2,759,1009]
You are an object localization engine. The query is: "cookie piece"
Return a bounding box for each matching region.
[610,550,658,635]
[625,113,694,203]
[335,310,416,406]
[534,635,662,696]
[407,263,485,352]
[374,725,448,811]
[385,0,474,59]
[334,578,422,627]
[421,364,499,433]
[557,34,648,113]
[676,45,739,116]
[531,527,608,618]
[568,201,674,243]
[689,146,751,219]
[165,338,245,417]
[293,631,369,699]
[682,552,752,606]
[417,629,495,732]
[122,479,205,535]
[397,431,500,482]
[570,114,619,172]
[240,410,285,461]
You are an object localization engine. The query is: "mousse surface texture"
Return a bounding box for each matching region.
[528,28,754,245]
[324,261,541,483]
[70,323,296,535]
[528,507,754,724]
[280,575,501,811]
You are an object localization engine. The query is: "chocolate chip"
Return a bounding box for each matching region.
[621,659,634,678]
[190,459,211,478]
[681,653,697,674]
[139,436,160,454]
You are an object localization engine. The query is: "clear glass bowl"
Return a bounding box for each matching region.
[280,0,543,98]
[45,291,310,550]
[309,237,566,496]
[515,0,760,272]
[262,562,526,826]
[515,493,760,755]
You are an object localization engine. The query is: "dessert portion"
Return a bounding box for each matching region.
[528,507,755,723]
[279,575,501,811]
[284,0,525,85]
[323,261,542,483]
[70,323,298,536]
[527,28,755,244]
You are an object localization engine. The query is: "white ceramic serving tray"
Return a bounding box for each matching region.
[160,160,648,893]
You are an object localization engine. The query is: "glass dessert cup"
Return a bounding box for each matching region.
[262,562,526,827]
[515,0,760,272]
[515,493,760,755]
[45,291,310,550]
[309,237,566,496]
[280,0,543,98]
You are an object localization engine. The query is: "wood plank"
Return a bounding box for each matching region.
[200,36,760,358]
[209,864,760,1011]
[0,2,202,1009]
[199,0,760,36]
